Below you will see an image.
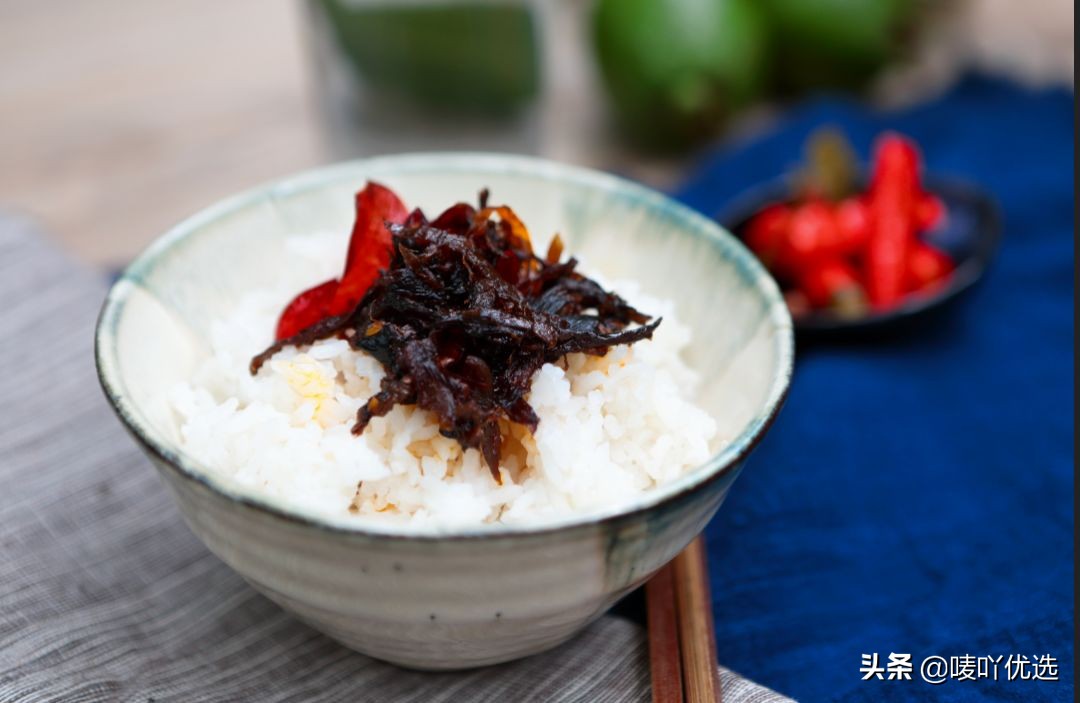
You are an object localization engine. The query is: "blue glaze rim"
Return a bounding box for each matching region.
[95,153,794,541]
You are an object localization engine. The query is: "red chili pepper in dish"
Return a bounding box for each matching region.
[274,182,408,341]
[777,200,837,273]
[906,243,955,293]
[777,199,873,275]
[741,130,951,321]
[833,197,871,253]
[745,203,791,266]
[865,134,921,309]
[915,194,946,231]
[797,259,867,316]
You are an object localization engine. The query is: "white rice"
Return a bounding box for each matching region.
[169,234,725,529]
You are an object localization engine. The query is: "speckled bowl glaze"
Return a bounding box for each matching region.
[96,154,793,670]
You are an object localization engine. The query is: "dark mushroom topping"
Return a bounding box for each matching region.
[252,188,658,479]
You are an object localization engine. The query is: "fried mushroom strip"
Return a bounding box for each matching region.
[253,195,660,479]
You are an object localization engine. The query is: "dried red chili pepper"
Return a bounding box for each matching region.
[330,182,409,315]
[915,194,946,231]
[906,242,954,293]
[798,259,867,316]
[404,207,429,227]
[774,200,840,276]
[274,182,408,341]
[745,203,791,267]
[744,131,949,320]
[833,197,870,254]
[749,199,867,278]
[865,135,921,309]
[275,279,340,341]
[429,202,476,232]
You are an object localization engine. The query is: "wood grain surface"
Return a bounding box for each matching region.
[0,0,323,265]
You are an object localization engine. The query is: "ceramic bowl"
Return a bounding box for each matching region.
[96,154,793,670]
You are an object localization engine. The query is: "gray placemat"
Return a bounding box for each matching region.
[0,217,794,703]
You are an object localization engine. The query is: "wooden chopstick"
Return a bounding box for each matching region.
[647,536,722,703]
[673,537,722,702]
[645,561,684,703]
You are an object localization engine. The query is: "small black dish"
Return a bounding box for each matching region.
[719,175,1002,337]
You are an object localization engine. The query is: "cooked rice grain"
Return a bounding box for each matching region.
[170,235,724,529]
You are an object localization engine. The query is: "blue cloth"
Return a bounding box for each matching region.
[674,76,1075,701]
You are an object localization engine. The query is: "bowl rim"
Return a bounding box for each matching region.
[95,152,794,541]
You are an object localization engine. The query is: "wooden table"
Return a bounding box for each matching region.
[0,0,323,266]
[0,0,704,267]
